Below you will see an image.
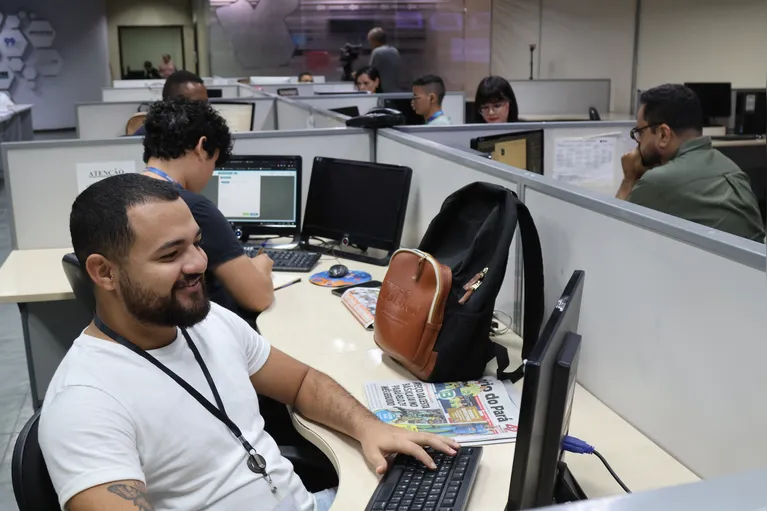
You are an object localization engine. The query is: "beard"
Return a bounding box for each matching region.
[639,145,663,169]
[119,270,211,329]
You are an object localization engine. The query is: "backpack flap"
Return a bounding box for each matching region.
[374,249,453,380]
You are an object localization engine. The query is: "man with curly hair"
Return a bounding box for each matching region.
[140,97,275,314]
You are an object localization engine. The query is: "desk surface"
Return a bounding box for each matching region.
[0,248,75,303]
[260,260,699,510]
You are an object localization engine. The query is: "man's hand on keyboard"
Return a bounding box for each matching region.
[359,421,460,475]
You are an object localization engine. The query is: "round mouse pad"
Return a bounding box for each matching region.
[309,271,372,288]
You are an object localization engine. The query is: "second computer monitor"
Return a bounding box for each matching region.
[211,102,255,132]
[301,157,412,260]
[507,270,585,510]
[201,155,301,238]
[471,130,544,175]
[685,82,732,119]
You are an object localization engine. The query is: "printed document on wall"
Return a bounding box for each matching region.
[552,135,617,189]
[76,161,137,193]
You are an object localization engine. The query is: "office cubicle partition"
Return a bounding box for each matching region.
[76,98,278,139]
[375,128,767,480]
[101,84,247,102]
[397,121,636,196]
[507,79,612,118]
[1,128,374,251]
[252,82,356,97]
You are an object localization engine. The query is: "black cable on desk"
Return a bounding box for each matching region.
[593,449,631,493]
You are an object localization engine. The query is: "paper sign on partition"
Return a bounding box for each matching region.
[76,160,137,193]
[552,136,618,188]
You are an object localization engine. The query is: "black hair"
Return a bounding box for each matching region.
[142,96,233,166]
[298,72,313,80]
[413,74,446,104]
[355,66,382,93]
[640,84,703,134]
[70,174,180,266]
[143,61,153,69]
[369,27,387,45]
[474,76,519,122]
[162,70,205,100]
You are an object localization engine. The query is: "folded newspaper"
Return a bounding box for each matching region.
[364,376,521,445]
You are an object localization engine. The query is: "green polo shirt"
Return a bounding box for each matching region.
[629,137,765,241]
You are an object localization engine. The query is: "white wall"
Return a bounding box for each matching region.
[491,0,637,113]
[0,0,110,130]
[636,0,767,90]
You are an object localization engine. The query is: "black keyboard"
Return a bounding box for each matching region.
[244,246,321,272]
[365,446,482,511]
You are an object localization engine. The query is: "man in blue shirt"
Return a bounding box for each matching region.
[131,70,208,136]
[412,75,452,125]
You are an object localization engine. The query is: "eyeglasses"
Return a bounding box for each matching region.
[479,101,508,115]
[630,123,660,142]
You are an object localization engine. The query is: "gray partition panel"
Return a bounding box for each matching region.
[507,79,611,116]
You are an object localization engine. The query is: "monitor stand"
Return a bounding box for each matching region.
[300,237,394,266]
[554,461,588,504]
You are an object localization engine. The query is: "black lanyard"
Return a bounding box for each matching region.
[93,315,277,493]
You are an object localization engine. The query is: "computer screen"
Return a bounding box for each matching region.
[277,88,300,97]
[302,157,412,251]
[383,98,424,126]
[200,155,301,236]
[330,106,360,117]
[207,88,223,98]
[211,102,255,132]
[507,270,585,510]
[685,82,732,118]
[471,130,544,174]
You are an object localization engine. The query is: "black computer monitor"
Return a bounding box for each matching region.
[211,101,255,132]
[383,98,424,126]
[301,157,412,265]
[330,106,361,117]
[207,88,223,98]
[277,87,300,97]
[470,130,544,175]
[201,155,302,240]
[684,82,732,120]
[507,270,586,510]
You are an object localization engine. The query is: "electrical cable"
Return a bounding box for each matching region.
[592,450,631,494]
[561,435,631,494]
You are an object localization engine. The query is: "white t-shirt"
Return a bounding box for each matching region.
[39,303,314,511]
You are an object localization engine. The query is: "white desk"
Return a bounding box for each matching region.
[259,261,699,509]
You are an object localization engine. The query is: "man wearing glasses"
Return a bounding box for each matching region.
[617,84,764,241]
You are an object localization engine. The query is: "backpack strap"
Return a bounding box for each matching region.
[496,199,545,383]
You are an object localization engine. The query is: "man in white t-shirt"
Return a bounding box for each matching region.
[40,174,459,511]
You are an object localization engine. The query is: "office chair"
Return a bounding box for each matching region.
[588,107,601,121]
[59,254,337,492]
[125,112,147,136]
[11,410,59,511]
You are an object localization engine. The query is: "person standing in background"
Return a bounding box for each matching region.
[368,27,402,93]
[412,75,451,125]
[159,54,177,79]
[474,76,519,123]
[143,61,161,79]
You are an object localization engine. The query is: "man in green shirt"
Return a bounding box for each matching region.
[617,84,765,241]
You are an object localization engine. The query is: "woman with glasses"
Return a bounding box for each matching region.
[474,76,519,123]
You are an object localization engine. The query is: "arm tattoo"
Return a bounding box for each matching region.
[107,481,155,511]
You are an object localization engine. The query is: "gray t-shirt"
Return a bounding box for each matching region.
[370,45,403,93]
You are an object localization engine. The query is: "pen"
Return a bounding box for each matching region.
[256,247,265,257]
[280,278,302,290]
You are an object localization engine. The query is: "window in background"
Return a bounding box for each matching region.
[207,0,490,94]
[119,26,185,80]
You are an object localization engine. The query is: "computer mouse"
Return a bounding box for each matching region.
[328,264,349,279]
